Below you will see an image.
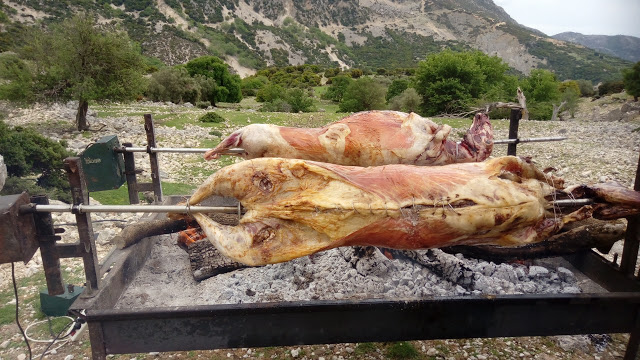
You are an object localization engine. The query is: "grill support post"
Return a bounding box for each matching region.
[122,142,140,205]
[64,157,100,294]
[507,108,522,156]
[31,195,64,296]
[144,114,163,204]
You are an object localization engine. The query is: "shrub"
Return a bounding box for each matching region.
[198,112,225,123]
[196,101,211,109]
[388,88,422,113]
[0,121,73,202]
[209,130,223,137]
[385,342,419,360]
[260,98,292,112]
[256,83,285,103]
[598,80,625,96]
[576,79,595,97]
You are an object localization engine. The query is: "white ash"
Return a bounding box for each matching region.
[116,235,591,309]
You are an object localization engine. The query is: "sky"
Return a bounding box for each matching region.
[493,0,640,38]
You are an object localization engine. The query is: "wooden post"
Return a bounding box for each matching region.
[144,114,163,204]
[507,108,522,156]
[122,142,140,204]
[32,195,64,296]
[64,157,99,293]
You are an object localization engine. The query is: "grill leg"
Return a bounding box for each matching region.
[624,310,640,360]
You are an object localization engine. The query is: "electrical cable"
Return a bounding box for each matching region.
[25,317,74,343]
[37,318,76,359]
[12,262,33,360]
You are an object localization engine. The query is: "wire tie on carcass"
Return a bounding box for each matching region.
[352,202,360,214]
[185,202,192,217]
[384,202,389,216]
[369,203,373,214]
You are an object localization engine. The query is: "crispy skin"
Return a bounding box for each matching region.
[204,111,493,166]
[186,156,598,266]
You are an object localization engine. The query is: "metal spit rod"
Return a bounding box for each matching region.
[492,136,567,145]
[119,137,566,155]
[22,198,592,215]
[120,147,245,154]
[21,204,240,214]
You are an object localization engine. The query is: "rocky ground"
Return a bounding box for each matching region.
[0,94,640,360]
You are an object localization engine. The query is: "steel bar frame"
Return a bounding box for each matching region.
[144,114,163,203]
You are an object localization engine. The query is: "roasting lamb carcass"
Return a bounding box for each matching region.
[184,156,640,266]
[204,111,493,166]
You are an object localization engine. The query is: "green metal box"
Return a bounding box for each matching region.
[80,135,126,192]
[40,285,84,316]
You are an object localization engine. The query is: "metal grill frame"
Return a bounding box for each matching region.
[62,111,640,360]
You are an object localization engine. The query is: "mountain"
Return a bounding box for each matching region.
[0,0,632,82]
[552,32,640,63]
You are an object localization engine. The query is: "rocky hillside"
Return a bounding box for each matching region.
[553,31,640,63]
[0,0,632,81]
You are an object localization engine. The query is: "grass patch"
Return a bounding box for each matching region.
[355,342,377,355]
[159,114,201,129]
[0,304,14,326]
[386,342,419,360]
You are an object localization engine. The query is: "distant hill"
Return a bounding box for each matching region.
[0,0,632,82]
[553,32,640,62]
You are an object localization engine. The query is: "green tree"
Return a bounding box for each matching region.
[240,75,269,96]
[386,78,409,102]
[561,87,580,119]
[256,83,285,103]
[284,88,315,113]
[623,61,640,101]
[184,55,242,104]
[323,75,353,102]
[414,50,510,116]
[339,77,387,112]
[146,67,199,104]
[519,69,563,120]
[18,15,146,131]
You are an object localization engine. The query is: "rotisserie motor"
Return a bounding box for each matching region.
[184,156,640,266]
[204,111,493,166]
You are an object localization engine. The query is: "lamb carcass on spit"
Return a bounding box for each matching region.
[185,156,640,266]
[204,111,493,166]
